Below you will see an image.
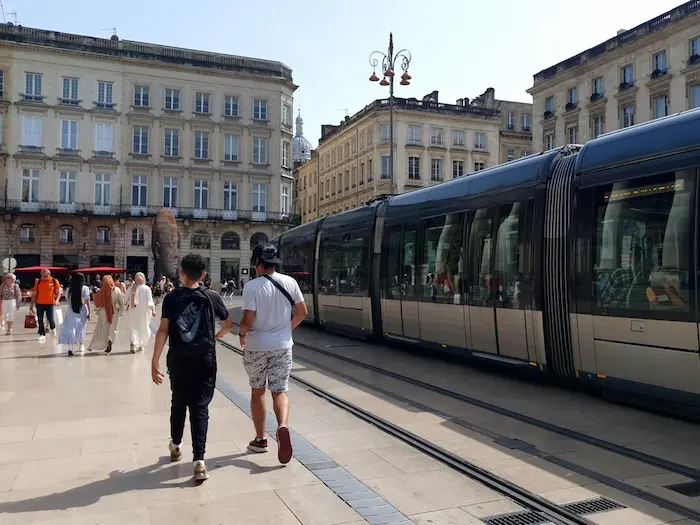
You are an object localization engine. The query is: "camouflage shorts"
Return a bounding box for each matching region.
[242,348,293,392]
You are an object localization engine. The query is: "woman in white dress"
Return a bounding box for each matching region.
[58,273,91,356]
[88,276,125,354]
[0,273,21,334]
[125,272,155,353]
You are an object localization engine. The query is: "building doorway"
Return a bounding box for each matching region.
[127,256,148,279]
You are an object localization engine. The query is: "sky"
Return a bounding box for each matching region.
[4,0,686,148]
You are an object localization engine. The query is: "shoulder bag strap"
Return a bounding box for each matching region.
[262,275,295,308]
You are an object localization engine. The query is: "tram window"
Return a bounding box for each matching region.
[340,235,368,295]
[421,213,464,303]
[466,209,494,307]
[318,236,342,295]
[403,229,419,300]
[494,202,530,310]
[383,227,403,299]
[280,238,313,294]
[592,170,694,317]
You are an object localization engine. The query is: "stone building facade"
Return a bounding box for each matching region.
[0,23,299,287]
[528,1,700,152]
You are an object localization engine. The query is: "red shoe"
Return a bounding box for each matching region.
[276,425,292,464]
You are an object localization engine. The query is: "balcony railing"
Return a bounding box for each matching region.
[2,201,301,225]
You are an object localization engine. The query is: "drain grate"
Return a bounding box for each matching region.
[482,511,551,525]
[561,497,626,515]
[665,480,700,497]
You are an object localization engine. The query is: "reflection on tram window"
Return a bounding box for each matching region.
[421,214,463,304]
[318,234,368,295]
[494,202,530,310]
[280,237,314,294]
[383,227,402,299]
[593,171,693,316]
[467,209,494,306]
[402,229,419,299]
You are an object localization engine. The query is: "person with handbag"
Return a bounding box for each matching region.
[29,269,61,341]
[238,244,307,465]
[151,253,233,481]
[58,273,91,356]
[0,273,21,335]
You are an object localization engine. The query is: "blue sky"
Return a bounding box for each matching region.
[6,0,684,147]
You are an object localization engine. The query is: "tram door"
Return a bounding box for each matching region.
[381,226,420,340]
[467,209,498,354]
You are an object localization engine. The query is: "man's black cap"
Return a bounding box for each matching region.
[251,244,282,266]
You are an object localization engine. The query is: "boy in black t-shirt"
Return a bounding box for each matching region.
[152,253,233,481]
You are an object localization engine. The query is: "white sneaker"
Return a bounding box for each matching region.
[193,460,209,481]
[38,335,46,342]
[169,440,182,462]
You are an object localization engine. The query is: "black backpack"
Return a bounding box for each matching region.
[168,287,217,357]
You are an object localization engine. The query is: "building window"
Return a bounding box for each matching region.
[253,137,268,164]
[253,99,267,120]
[94,173,111,207]
[223,181,237,210]
[653,95,668,119]
[521,113,531,131]
[567,87,577,106]
[430,158,443,181]
[692,85,700,109]
[165,88,180,111]
[381,155,391,179]
[545,133,554,150]
[24,73,42,101]
[59,171,76,206]
[61,77,79,105]
[359,133,365,150]
[164,128,179,157]
[545,96,554,113]
[567,125,578,144]
[194,131,209,159]
[224,95,239,117]
[191,231,211,250]
[134,85,149,107]
[360,163,365,184]
[252,183,267,212]
[592,77,604,96]
[367,129,373,145]
[95,123,113,153]
[131,228,145,247]
[351,166,357,187]
[20,224,35,243]
[368,158,373,181]
[282,186,290,214]
[507,112,514,129]
[0,70,4,98]
[344,143,350,158]
[60,120,78,150]
[621,105,635,128]
[163,177,178,208]
[195,92,210,114]
[221,231,240,250]
[592,116,605,139]
[521,150,530,158]
[474,132,486,150]
[224,134,239,161]
[133,126,148,154]
[452,160,464,178]
[653,50,667,74]
[381,124,391,143]
[352,139,357,154]
[507,149,515,162]
[22,169,40,204]
[59,226,73,245]
[430,127,443,145]
[453,130,465,146]
[132,175,147,206]
[691,37,700,58]
[96,227,110,245]
[282,104,291,126]
[194,180,208,209]
[620,65,634,86]
[474,162,485,172]
[282,140,291,168]
[97,81,113,108]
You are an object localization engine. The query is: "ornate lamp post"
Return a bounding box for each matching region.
[369,33,411,195]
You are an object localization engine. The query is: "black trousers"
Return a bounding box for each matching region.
[36,304,55,336]
[167,351,217,461]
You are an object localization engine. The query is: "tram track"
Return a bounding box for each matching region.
[218,339,596,525]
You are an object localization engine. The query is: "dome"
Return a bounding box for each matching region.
[292,111,312,164]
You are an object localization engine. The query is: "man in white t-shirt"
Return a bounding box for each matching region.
[239,244,307,464]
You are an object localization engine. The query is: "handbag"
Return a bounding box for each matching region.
[24,314,37,329]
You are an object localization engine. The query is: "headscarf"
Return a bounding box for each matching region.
[131,272,146,308]
[96,276,116,324]
[69,273,85,314]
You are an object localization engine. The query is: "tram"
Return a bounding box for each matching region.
[274,108,700,412]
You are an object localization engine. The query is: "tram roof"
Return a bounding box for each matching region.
[576,107,700,175]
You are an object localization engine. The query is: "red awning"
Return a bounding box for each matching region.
[73,267,127,274]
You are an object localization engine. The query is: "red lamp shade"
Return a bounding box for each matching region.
[400,78,410,86]
[380,77,390,86]
[369,72,380,82]
[401,72,412,81]
[384,67,394,78]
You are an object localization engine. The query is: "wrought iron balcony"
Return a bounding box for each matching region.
[94,101,117,110]
[4,200,121,215]
[19,93,45,103]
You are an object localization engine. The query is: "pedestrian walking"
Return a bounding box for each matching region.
[88,276,125,354]
[29,269,61,341]
[0,273,21,335]
[125,272,155,353]
[238,244,307,464]
[151,253,233,481]
[58,273,91,356]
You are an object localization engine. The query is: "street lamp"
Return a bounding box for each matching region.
[369,32,411,195]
